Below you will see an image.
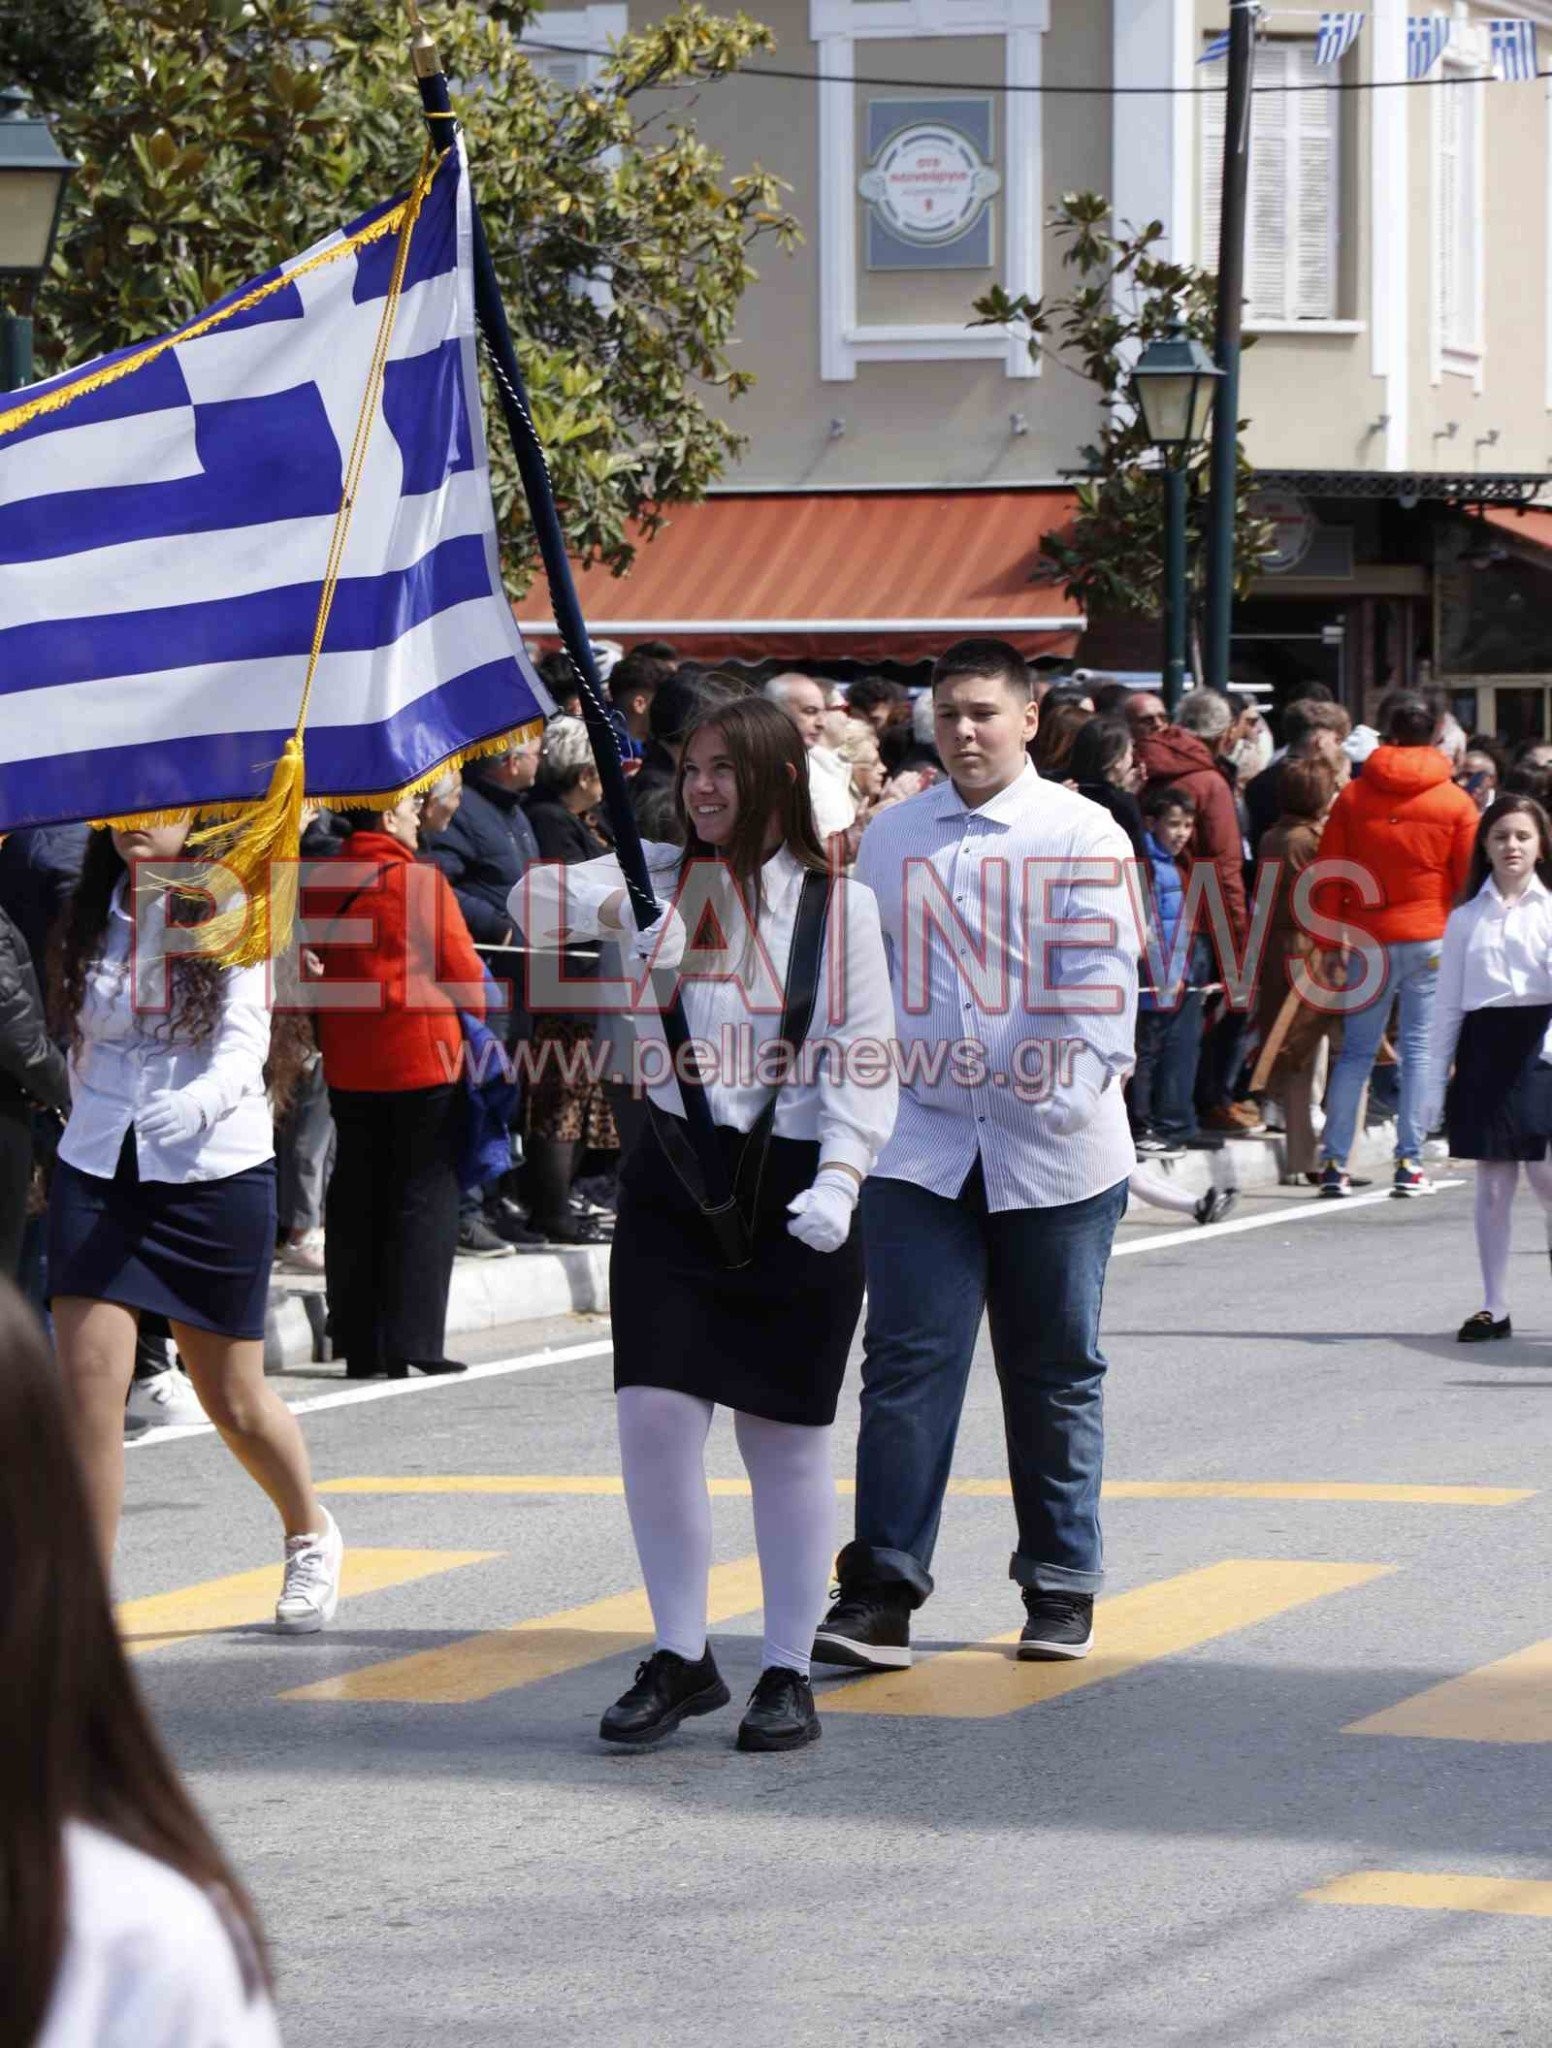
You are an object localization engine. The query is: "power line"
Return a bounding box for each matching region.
[521,37,1544,99]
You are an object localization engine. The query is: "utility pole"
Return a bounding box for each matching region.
[1202,3,1257,696]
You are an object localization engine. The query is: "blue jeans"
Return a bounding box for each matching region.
[846,1165,1128,1604]
[1320,937,1440,1168]
[1132,996,1204,1141]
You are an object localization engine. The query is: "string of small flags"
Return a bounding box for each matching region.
[1197,13,1540,81]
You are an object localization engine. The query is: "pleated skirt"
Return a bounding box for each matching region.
[610,1121,864,1427]
[1445,1005,1552,1163]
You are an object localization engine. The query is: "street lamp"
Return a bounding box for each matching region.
[0,84,76,393]
[1130,325,1222,716]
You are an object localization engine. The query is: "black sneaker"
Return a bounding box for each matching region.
[457,1215,515,1258]
[1136,1134,1186,1160]
[485,1197,546,1250]
[534,1211,611,1247]
[1318,1163,1351,1200]
[736,1666,821,1753]
[599,1648,731,1745]
[812,1584,913,1669]
[1195,1186,1240,1227]
[1017,1591,1095,1662]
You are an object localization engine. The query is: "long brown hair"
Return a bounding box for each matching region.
[0,1284,270,2036]
[674,696,830,906]
[49,828,310,1111]
[1460,794,1552,905]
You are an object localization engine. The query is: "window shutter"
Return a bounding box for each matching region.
[1438,81,1462,347]
[528,50,589,87]
[1247,46,1291,320]
[1200,61,1227,275]
[1293,43,1338,319]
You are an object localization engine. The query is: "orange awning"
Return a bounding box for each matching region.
[1484,507,1552,554]
[516,488,1084,665]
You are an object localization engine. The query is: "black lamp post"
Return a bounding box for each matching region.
[1130,326,1222,715]
[0,85,76,393]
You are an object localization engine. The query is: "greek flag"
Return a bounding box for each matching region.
[0,143,548,835]
[1490,18,1538,79]
[1198,31,1232,64]
[1316,11,1364,66]
[1407,14,1452,78]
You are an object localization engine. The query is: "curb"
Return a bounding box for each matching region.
[262,1120,1407,1371]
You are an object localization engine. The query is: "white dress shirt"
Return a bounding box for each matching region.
[1425,872,1552,1108]
[40,1824,282,2048]
[855,764,1139,1211]
[808,745,858,840]
[58,882,274,1185]
[512,843,897,1177]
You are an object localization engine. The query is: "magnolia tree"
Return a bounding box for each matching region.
[973,192,1270,630]
[16,0,798,584]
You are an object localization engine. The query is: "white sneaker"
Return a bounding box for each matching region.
[124,1364,207,1434]
[275,1509,344,1634]
[278,1230,326,1275]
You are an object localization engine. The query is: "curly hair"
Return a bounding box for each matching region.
[49,830,311,1111]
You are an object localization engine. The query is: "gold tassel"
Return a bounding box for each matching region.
[183,736,308,968]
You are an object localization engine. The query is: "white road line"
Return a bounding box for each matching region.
[1115,1179,1466,1255]
[125,1182,1467,1449]
[124,1338,616,1452]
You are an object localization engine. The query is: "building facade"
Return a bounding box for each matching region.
[521,0,1552,730]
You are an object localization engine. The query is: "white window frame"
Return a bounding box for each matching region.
[812,0,1048,381]
[1432,35,1486,388]
[1199,37,1342,329]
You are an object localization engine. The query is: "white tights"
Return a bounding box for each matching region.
[616,1384,835,1677]
[1474,1160,1552,1319]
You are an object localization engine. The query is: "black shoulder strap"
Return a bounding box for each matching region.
[646,869,832,1269]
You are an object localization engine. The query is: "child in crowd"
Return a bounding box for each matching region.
[1131,785,1204,1154]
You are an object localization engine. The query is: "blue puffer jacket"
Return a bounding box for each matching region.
[1140,829,1186,1014]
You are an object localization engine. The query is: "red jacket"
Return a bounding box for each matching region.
[1317,744,1479,944]
[1137,725,1249,946]
[308,832,487,1093]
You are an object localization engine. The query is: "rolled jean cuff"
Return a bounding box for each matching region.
[1009,1552,1104,1597]
[840,1540,934,1608]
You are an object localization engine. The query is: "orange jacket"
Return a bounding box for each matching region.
[1317,746,1478,944]
[308,832,487,1093]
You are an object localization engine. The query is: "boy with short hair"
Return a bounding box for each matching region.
[1131,785,1205,1152]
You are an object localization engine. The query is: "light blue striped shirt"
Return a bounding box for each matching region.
[855,764,1139,1211]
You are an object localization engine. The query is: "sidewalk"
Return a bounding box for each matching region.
[262,1118,1409,1369]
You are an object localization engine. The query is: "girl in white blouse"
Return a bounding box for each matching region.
[1422,795,1552,1342]
[49,820,342,1629]
[514,695,896,1753]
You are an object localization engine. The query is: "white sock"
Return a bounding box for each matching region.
[1525,1158,1552,1253]
[1127,1167,1199,1218]
[734,1409,835,1679]
[616,1385,715,1662]
[1475,1162,1519,1320]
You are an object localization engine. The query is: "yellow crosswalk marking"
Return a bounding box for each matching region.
[280,1556,764,1704]
[118,1550,498,1656]
[1307,1871,1552,1917]
[822,1560,1391,1720]
[316,1475,1532,1506]
[1346,1637,1552,1743]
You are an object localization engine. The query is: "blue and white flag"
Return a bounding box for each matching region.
[1316,11,1364,66]
[1407,14,1452,78]
[0,143,549,835]
[1198,31,1232,65]
[1490,18,1538,79]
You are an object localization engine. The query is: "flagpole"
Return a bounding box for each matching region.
[407,16,742,1243]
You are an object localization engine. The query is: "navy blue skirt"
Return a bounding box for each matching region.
[48,1131,276,1340]
[1446,1005,1552,1162]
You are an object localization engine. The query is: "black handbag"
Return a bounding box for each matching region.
[644,868,830,1271]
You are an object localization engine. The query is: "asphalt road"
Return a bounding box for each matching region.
[116,1169,1552,2047]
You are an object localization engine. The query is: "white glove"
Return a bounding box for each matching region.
[137,1090,207,1146]
[786,1166,859,1253]
[1033,1067,1106,1139]
[625,901,687,974]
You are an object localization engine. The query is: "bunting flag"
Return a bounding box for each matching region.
[1315,10,1364,66]
[1407,13,1453,77]
[0,141,549,855]
[1489,18,1538,78]
[1198,31,1232,65]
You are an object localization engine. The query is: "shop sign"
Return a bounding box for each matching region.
[1253,489,1318,574]
[859,121,1001,247]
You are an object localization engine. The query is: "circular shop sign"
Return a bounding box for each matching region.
[1252,488,1317,575]
[859,123,1001,246]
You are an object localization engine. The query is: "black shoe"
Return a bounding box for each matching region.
[811,1583,913,1669]
[534,1211,611,1246]
[485,1196,547,1250]
[599,1648,730,1746]
[1017,1590,1095,1662]
[1457,1311,1512,1344]
[386,1358,469,1378]
[1195,1186,1240,1227]
[736,1666,821,1752]
[457,1215,515,1259]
